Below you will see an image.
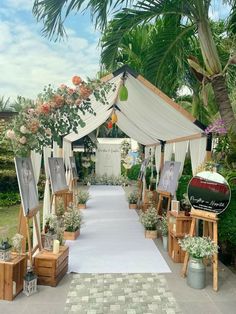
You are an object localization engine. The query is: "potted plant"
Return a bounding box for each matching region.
[140,207,159,239]
[128,191,138,209]
[77,191,90,209]
[180,193,191,216]
[161,214,168,251]
[179,235,218,289]
[42,214,58,250]
[63,206,83,240]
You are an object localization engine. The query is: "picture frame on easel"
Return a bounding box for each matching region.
[48,157,68,194]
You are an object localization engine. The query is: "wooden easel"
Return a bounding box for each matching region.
[71,177,78,205]
[51,188,72,213]
[18,206,42,266]
[181,209,219,292]
[137,179,143,209]
[157,190,172,215]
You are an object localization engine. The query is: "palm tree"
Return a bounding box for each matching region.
[33,0,236,131]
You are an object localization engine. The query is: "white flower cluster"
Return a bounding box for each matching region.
[63,206,83,232]
[179,235,218,259]
[140,207,159,231]
[128,191,139,204]
[83,174,129,186]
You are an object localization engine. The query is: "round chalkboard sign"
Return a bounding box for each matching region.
[187,171,231,214]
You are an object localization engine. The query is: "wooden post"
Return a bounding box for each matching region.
[160,141,165,172]
[205,133,212,162]
[181,209,219,292]
[157,190,171,215]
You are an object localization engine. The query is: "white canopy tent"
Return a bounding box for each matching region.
[64,65,206,147]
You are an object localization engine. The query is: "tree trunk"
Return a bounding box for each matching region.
[211,74,236,132]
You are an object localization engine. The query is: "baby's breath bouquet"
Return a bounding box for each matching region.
[63,206,83,232]
[128,191,139,204]
[179,236,218,259]
[140,207,159,230]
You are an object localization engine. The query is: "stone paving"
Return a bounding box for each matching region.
[64,273,182,314]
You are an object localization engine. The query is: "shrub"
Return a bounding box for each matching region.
[0,192,21,207]
[176,175,192,201]
[127,164,141,180]
[0,170,19,193]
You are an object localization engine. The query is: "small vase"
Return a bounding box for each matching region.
[162,236,168,251]
[187,257,206,289]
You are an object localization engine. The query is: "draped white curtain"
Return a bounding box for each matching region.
[190,137,207,175]
[175,141,189,176]
[155,145,162,187]
[31,151,42,247]
[43,146,51,226]
[164,143,173,162]
[63,139,73,186]
[53,141,60,157]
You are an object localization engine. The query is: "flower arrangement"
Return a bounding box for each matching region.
[179,236,218,259]
[140,207,159,231]
[128,191,138,204]
[63,206,83,232]
[4,77,113,156]
[83,174,129,186]
[204,119,227,135]
[12,233,24,254]
[44,214,58,234]
[77,191,90,205]
[160,214,168,236]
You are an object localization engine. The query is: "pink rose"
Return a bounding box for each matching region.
[19,136,27,145]
[6,129,16,140]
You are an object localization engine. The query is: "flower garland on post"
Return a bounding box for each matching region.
[4,76,113,156]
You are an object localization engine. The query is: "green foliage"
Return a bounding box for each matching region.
[176,175,192,201]
[0,192,21,207]
[63,206,83,232]
[127,164,141,180]
[127,191,138,204]
[0,170,19,193]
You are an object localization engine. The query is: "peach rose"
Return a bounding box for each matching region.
[72,76,82,86]
[53,95,64,107]
[80,84,92,99]
[19,136,27,145]
[29,119,40,133]
[6,129,16,140]
[38,102,51,115]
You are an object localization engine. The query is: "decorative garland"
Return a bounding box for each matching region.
[4,76,113,156]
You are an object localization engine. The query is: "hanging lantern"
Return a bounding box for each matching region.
[119,84,128,101]
[23,267,37,296]
[107,121,113,129]
[111,111,118,124]
[0,239,12,261]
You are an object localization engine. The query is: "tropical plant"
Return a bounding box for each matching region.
[77,191,90,204]
[32,0,236,131]
[0,96,12,112]
[127,191,138,204]
[179,235,218,259]
[140,207,159,230]
[63,206,83,232]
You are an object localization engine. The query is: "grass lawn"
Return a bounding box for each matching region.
[0,202,43,241]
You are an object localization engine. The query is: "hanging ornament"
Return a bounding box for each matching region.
[107,121,113,129]
[111,111,118,124]
[119,84,128,101]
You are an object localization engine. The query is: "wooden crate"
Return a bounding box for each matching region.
[168,211,192,237]
[168,211,192,263]
[34,246,69,287]
[0,254,27,301]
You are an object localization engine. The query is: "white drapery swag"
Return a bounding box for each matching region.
[31,151,42,247]
[155,145,162,188]
[175,141,189,177]
[53,141,60,157]
[164,143,173,162]
[63,139,73,187]
[190,137,207,175]
[43,146,51,226]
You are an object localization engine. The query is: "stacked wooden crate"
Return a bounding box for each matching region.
[0,254,27,301]
[34,246,69,287]
[168,211,192,263]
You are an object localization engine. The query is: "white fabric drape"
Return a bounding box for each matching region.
[63,139,73,186]
[190,137,207,175]
[31,151,42,247]
[175,141,189,176]
[53,141,60,157]
[155,145,162,187]
[43,146,51,226]
[164,143,173,162]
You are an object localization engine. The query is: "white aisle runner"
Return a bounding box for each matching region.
[67,185,171,273]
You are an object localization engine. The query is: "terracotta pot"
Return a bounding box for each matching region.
[145,230,157,239]
[78,204,86,209]
[64,229,80,240]
[129,203,137,209]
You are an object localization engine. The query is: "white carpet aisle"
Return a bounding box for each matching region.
[67,185,171,273]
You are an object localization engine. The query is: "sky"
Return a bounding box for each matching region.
[0,0,232,102]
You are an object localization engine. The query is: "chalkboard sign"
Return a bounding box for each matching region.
[187,171,231,214]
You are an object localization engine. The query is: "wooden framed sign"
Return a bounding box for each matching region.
[187,171,231,214]
[48,157,68,194]
[15,157,39,217]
